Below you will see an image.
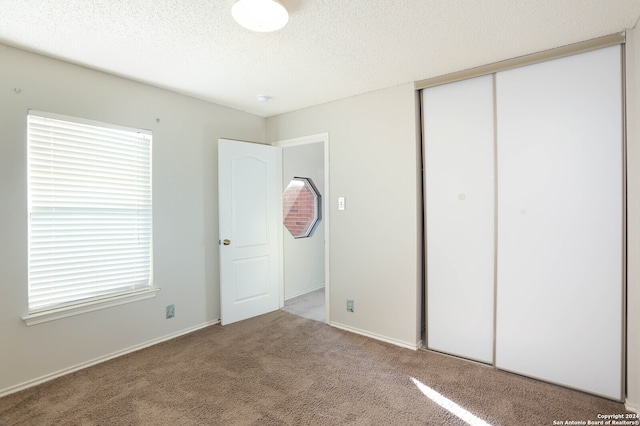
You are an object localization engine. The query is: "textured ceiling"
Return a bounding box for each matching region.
[1,0,640,117]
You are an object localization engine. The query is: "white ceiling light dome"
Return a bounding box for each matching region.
[232,0,289,33]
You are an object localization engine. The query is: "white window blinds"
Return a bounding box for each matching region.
[27,111,152,312]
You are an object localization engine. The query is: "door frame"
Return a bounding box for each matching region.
[272,133,330,324]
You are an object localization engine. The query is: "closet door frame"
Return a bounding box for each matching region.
[419,33,626,401]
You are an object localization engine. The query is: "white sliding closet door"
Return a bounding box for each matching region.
[424,75,495,363]
[495,46,623,399]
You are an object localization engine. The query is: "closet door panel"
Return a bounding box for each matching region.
[495,46,622,399]
[424,75,495,363]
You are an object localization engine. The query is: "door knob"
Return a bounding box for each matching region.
[223,239,231,246]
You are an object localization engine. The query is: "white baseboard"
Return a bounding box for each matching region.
[284,284,325,301]
[626,400,639,413]
[0,319,220,398]
[329,321,419,351]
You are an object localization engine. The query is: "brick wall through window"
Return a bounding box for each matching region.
[283,177,320,238]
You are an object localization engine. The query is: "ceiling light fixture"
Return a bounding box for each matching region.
[232,0,289,32]
[256,95,271,102]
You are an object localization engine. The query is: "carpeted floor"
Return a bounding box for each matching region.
[0,310,630,425]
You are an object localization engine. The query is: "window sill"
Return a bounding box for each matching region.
[22,288,161,326]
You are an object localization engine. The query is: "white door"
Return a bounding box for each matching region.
[423,74,495,364]
[218,139,282,325]
[495,46,622,400]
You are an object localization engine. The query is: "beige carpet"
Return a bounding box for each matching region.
[0,310,629,425]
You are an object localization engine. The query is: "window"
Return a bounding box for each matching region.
[283,177,321,238]
[26,111,154,323]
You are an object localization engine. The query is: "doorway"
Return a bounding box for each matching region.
[273,133,329,323]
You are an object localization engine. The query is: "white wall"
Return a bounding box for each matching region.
[282,142,325,299]
[0,44,265,395]
[267,84,422,348]
[626,26,640,411]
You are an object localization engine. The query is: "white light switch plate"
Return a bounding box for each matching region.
[338,197,346,211]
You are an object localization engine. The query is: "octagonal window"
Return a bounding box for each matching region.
[283,177,322,238]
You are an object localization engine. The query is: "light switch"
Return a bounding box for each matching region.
[338,196,346,211]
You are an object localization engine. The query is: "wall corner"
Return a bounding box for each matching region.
[626,26,640,409]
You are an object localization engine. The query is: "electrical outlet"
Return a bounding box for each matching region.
[166,304,175,319]
[346,299,354,313]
